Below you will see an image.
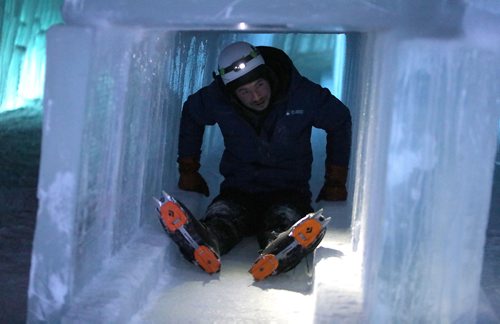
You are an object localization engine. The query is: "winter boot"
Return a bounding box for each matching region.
[249,209,330,281]
[155,191,221,274]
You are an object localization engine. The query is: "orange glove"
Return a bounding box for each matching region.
[178,157,209,197]
[316,165,348,202]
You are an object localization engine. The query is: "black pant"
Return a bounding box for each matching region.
[202,189,313,255]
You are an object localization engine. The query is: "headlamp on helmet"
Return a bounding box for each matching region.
[218,49,260,76]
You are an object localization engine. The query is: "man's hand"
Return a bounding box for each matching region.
[178,157,210,197]
[316,165,348,202]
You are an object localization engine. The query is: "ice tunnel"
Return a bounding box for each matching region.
[24,0,500,323]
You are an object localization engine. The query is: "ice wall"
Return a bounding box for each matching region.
[28,0,500,323]
[360,34,500,322]
[28,27,179,322]
[356,5,500,322]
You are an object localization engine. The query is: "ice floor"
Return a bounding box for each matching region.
[132,239,320,323]
[130,213,360,323]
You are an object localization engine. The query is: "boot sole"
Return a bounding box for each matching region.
[249,218,324,281]
[159,200,221,274]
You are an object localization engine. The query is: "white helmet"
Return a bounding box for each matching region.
[218,42,265,86]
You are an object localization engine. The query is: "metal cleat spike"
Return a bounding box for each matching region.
[313,208,324,217]
[162,190,173,202]
[312,208,331,227]
[153,197,163,208]
[322,216,332,227]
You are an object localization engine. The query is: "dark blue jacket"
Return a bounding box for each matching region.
[178,46,351,198]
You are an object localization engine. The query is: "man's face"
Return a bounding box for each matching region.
[234,78,271,112]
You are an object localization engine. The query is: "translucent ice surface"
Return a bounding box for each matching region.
[28,1,500,323]
[360,35,500,323]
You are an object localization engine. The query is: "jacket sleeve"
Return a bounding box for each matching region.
[178,90,216,160]
[312,86,352,167]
